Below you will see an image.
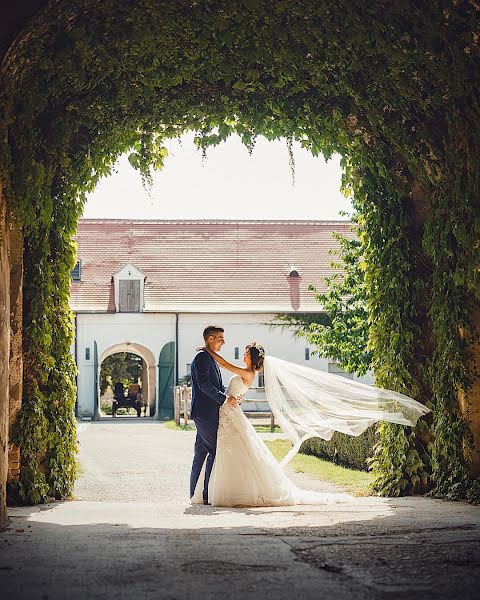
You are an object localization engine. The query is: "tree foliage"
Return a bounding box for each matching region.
[276,220,371,376]
[1,0,479,502]
[308,231,371,376]
[100,353,143,396]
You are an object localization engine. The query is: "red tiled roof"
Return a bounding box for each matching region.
[70,219,354,313]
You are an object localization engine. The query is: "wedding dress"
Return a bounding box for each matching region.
[191,374,351,507]
[191,357,430,508]
[263,356,430,466]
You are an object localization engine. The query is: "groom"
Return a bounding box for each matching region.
[189,325,237,504]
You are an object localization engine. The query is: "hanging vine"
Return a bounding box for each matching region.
[286,137,296,186]
[0,0,479,503]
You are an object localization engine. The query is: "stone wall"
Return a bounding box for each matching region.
[458,305,480,478]
[8,220,22,489]
[0,186,11,527]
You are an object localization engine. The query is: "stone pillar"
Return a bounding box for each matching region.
[0,186,11,527]
[8,219,23,490]
[458,304,480,478]
[148,365,156,417]
[409,182,480,478]
[141,360,148,415]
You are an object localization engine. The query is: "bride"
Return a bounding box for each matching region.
[191,343,430,507]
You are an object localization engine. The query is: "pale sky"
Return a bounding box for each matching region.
[83,133,352,220]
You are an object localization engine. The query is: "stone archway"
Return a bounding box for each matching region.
[99,343,157,419]
[0,2,478,518]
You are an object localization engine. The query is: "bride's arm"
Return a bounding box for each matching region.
[202,347,255,385]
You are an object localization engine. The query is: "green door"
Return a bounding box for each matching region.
[157,341,175,420]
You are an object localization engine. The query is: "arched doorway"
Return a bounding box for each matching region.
[99,343,157,419]
[99,351,144,417]
[1,2,478,513]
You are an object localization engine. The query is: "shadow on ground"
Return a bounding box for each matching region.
[1,498,480,600]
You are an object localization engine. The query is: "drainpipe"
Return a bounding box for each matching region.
[175,313,179,385]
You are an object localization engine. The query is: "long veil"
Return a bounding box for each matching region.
[263,356,430,467]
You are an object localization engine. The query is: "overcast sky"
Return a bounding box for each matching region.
[83,133,352,221]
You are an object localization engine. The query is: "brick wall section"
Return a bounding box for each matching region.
[0,186,11,527]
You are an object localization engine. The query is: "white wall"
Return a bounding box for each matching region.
[177,312,327,385]
[75,311,372,418]
[75,312,176,417]
[178,313,372,399]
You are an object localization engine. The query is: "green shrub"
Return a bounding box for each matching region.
[100,402,113,415]
[300,427,376,471]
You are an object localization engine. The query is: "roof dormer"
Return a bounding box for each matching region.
[113,263,145,313]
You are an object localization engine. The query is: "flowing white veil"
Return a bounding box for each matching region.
[263,356,430,467]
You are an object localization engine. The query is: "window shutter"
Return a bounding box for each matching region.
[119,280,141,312]
[70,260,81,281]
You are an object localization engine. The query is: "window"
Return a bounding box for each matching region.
[186,363,191,375]
[85,347,90,360]
[234,347,239,359]
[71,260,81,281]
[118,279,141,312]
[305,347,310,360]
[328,361,354,380]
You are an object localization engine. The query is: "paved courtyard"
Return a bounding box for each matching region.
[1,420,480,599]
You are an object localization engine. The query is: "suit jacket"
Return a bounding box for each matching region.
[190,350,226,421]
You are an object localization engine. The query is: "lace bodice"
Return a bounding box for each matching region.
[219,376,248,438]
[226,375,249,397]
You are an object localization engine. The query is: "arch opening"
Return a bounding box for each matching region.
[99,343,157,419]
[1,1,478,509]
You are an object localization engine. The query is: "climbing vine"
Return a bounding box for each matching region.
[353,151,432,496]
[423,124,480,502]
[1,0,479,502]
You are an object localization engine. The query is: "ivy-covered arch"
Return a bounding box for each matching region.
[0,0,479,505]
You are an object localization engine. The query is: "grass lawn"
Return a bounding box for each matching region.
[265,439,373,497]
[75,458,84,476]
[250,424,282,433]
[163,420,281,433]
[164,420,196,432]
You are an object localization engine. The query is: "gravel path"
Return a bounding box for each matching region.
[74,419,341,502]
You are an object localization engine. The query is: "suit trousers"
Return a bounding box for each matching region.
[190,416,218,502]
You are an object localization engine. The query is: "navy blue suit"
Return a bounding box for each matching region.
[189,350,227,502]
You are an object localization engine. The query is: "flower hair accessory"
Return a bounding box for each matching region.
[248,341,265,358]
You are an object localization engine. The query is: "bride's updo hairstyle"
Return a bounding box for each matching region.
[246,342,265,372]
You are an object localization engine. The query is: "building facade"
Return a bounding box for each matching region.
[71,219,371,419]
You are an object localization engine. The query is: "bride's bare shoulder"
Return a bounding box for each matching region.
[242,372,255,387]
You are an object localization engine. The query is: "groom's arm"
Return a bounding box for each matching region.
[195,352,227,406]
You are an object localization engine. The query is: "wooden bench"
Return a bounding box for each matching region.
[240,399,276,432]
